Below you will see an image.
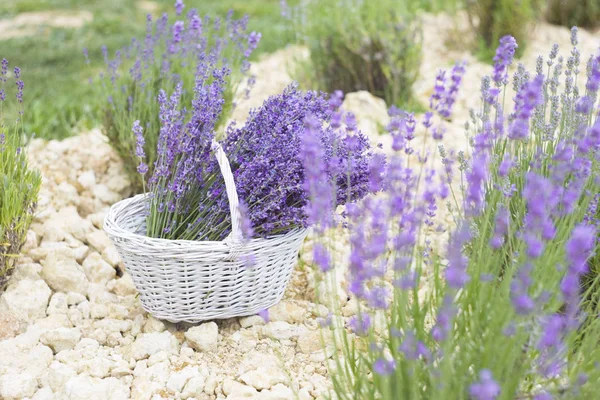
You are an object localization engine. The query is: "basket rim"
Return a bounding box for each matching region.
[104,194,309,248]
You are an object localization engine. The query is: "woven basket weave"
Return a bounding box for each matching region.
[104,140,308,323]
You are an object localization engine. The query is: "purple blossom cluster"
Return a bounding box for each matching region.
[93,1,259,190]
[307,30,600,399]
[144,82,376,240]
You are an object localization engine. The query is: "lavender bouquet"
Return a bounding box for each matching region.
[92,1,260,191]
[136,78,377,241]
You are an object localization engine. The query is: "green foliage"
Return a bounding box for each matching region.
[314,38,600,399]
[546,0,600,29]
[94,11,253,192]
[0,0,292,140]
[289,0,422,109]
[0,70,42,291]
[467,0,534,61]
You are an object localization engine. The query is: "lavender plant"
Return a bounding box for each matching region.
[138,79,376,241]
[284,0,422,109]
[546,0,600,29]
[467,0,534,60]
[307,30,600,399]
[92,1,259,191]
[0,59,41,290]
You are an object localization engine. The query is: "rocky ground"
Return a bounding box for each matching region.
[1,12,600,400]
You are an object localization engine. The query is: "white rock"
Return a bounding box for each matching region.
[42,361,77,392]
[185,322,219,352]
[129,331,180,360]
[78,170,97,190]
[239,315,266,328]
[85,230,112,253]
[342,91,389,143]
[101,245,121,267]
[93,318,131,334]
[48,292,69,315]
[0,311,23,340]
[108,273,137,296]
[0,372,37,399]
[73,245,90,263]
[21,229,39,253]
[41,252,89,294]
[166,365,201,393]
[204,375,218,395]
[64,375,130,400]
[181,375,206,398]
[263,321,302,340]
[143,317,166,333]
[268,301,305,323]
[82,252,116,284]
[9,261,42,281]
[28,242,71,262]
[40,327,82,353]
[261,384,295,400]
[42,216,68,242]
[87,212,107,230]
[0,279,52,320]
[93,184,121,204]
[297,330,323,354]
[31,387,54,400]
[67,292,87,306]
[239,367,288,390]
[222,379,257,398]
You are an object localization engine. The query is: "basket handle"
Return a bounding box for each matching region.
[211,139,244,256]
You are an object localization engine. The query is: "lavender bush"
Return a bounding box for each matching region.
[91,1,259,191]
[467,0,534,60]
[284,0,422,109]
[307,30,600,399]
[0,59,41,290]
[138,78,377,240]
[546,0,600,29]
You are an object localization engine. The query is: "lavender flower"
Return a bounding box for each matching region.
[469,370,501,400]
[492,36,518,86]
[373,358,396,376]
[175,0,184,16]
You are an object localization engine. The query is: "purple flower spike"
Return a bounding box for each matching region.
[348,314,371,336]
[175,0,184,16]
[492,35,518,86]
[373,358,396,376]
[245,31,261,58]
[469,369,501,400]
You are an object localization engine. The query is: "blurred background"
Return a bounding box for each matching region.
[1,0,599,140]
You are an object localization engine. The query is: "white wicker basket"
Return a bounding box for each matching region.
[104,140,308,323]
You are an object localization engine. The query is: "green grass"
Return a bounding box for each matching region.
[0,0,293,140]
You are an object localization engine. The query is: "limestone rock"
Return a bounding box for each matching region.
[0,311,24,339]
[42,252,89,294]
[342,91,389,143]
[85,230,112,253]
[222,379,258,398]
[0,372,37,399]
[64,375,130,400]
[0,279,52,320]
[268,301,306,323]
[40,327,82,353]
[107,273,137,296]
[239,315,266,328]
[47,292,69,315]
[82,252,116,284]
[166,365,201,394]
[128,331,180,360]
[185,322,219,352]
[239,367,288,390]
[263,321,302,340]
